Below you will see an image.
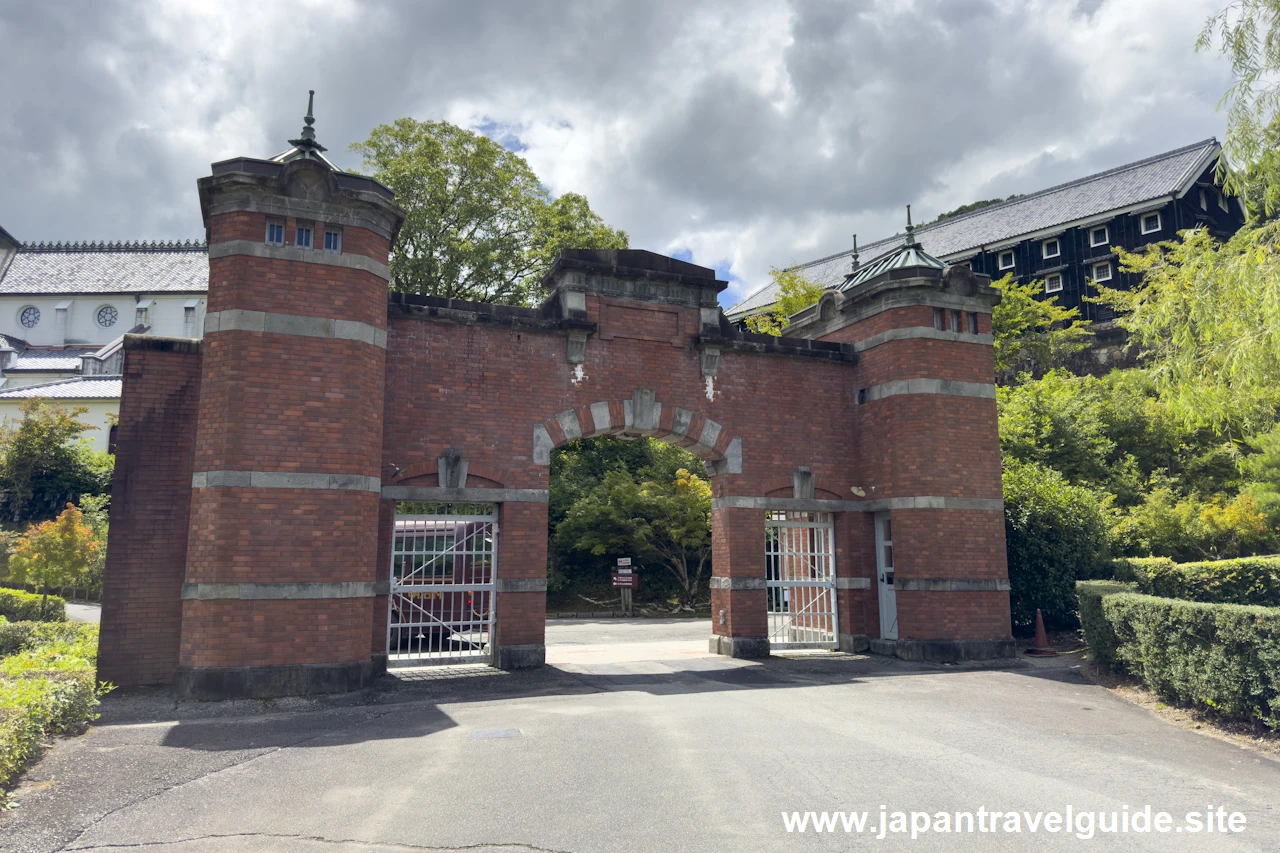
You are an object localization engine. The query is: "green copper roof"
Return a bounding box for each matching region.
[840,206,945,290]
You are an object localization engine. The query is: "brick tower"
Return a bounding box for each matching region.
[784,211,1012,661]
[176,93,404,698]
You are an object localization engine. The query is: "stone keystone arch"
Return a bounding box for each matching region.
[532,388,742,475]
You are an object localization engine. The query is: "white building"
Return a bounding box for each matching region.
[0,226,208,451]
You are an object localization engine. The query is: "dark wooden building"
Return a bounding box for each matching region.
[729,139,1244,325]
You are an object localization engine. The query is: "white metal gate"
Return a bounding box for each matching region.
[765,511,838,648]
[388,510,497,666]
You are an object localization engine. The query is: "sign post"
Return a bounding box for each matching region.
[613,558,636,615]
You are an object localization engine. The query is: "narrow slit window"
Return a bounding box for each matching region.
[296,222,313,249]
[933,307,945,331]
[950,309,962,332]
[324,228,342,253]
[967,312,979,334]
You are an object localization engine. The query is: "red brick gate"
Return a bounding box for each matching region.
[97,115,1013,699]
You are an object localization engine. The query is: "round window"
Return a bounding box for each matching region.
[19,307,39,329]
[97,306,118,328]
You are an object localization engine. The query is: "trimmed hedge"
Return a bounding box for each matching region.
[0,588,66,622]
[1076,581,1280,730]
[1076,581,1136,667]
[1112,556,1280,607]
[0,622,101,796]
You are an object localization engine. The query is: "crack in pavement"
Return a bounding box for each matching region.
[58,706,416,853]
[66,833,573,853]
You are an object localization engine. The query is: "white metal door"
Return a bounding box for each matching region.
[388,511,497,666]
[765,511,838,649]
[874,512,897,640]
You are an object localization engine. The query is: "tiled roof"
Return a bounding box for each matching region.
[726,139,1220,319]
[0,241,208,295]
[0,377,122,399]
[5,348,98,372]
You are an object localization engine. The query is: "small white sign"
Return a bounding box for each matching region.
[616,568,633,575]
[617,557,632,567]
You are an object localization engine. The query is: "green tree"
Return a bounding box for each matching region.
[990,274,1092,380]
[1002,458,1110,629]
[925,195,1020,225]
[351,118,627,305]
[528,192,630,283]
[1198,0,1280,219]
[997,369,1244,506]
[555,467,712,608]
[1111,486,1274,561]
[75,494,110,597]
[7,504,101,619]
[744,266,825,335]
[1241,422,1280,524]
[1098,224,1280,431]
[0,400,112,524]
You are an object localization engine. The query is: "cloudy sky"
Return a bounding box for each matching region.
[0,0,1237,308]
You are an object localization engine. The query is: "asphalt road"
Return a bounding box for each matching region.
[64,603,100,623]
[3,620,1278,852]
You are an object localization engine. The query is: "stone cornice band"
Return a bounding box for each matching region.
[861,379,996,403]
[895,578,1012,592]
[182,581,388,600]
[193,471,382,493]
[835,577,872,590]
[853,327,995,352]
[712,496,1004,513]
[209,240,391,279]
[204,309,387,349]
[496,578,548,593]
[381,486,549,503]
[709,577,767,590]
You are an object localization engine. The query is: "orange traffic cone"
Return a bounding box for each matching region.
[1025,608,1057,656]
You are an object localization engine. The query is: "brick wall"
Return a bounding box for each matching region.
[98,338,203,686]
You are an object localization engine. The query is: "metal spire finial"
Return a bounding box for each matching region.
[288,89,327,155]
[904,204,920,247]
[850,233,860,271]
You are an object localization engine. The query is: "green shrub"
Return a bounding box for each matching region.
[1102,593,1280,730]
[0,588,65,622]
[1110,555,1280,606]
[1075,580,1136,666]
[1003,459,1110,629]
[0,622,101,795]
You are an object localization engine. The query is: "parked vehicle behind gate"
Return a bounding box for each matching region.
[388,513,496,664]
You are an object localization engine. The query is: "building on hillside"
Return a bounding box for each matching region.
[0,229,209,447]
[727,139,1245,337]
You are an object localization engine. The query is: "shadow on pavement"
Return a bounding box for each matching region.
[106,651,1093,754]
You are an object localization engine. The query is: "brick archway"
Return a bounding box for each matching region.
[100,132,1013,700]
[534,388,741,476]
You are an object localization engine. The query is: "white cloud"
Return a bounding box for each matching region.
[0,0,1234,307]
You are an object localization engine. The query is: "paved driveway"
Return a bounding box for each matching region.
[64,603,100,623]
[3,620,1277,852]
